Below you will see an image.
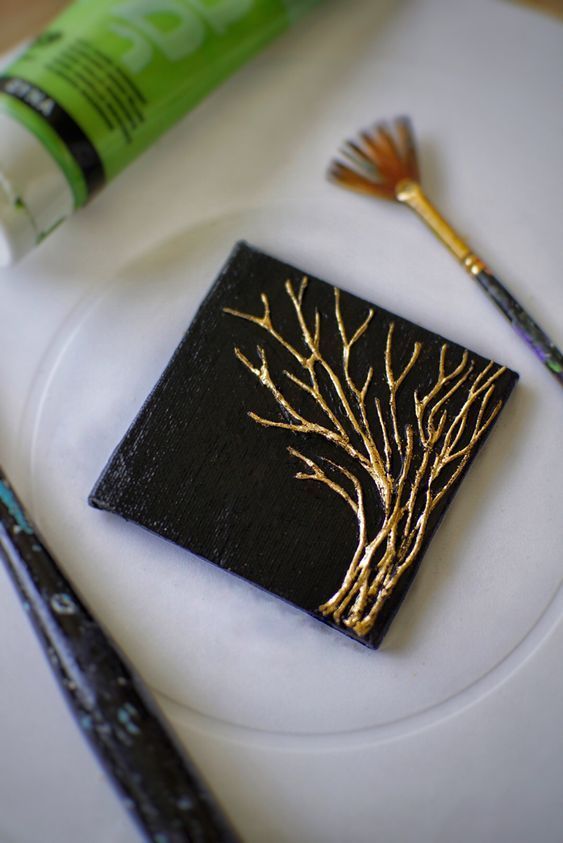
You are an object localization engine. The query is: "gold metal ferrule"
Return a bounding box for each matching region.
[395,180,486,276]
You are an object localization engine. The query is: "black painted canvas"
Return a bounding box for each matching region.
[89,242,518,649]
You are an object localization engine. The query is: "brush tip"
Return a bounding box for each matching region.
[328,115,420,200]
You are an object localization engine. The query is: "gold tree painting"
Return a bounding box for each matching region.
[225,277,511,640]
[90,243,518,649]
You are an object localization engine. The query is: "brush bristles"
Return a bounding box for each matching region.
[328,116,420,200]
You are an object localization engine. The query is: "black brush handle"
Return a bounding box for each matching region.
[475,270,563,385]
[0,469,239,843]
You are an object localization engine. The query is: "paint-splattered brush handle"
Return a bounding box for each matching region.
[475,270,563,385]
[393,182,563,386]
[0,470,239,843]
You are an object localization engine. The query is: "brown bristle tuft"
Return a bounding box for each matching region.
[328,115,419,200]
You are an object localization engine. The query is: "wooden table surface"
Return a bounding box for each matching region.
[0,0,69,55]
[1,0,561,58]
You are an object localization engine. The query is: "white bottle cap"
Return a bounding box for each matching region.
[0,112,74,267]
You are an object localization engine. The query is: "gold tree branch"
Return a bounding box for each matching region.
[290,448,372,607]
[283,370,347,438]
[375,398,392,474]
[415,347,470,447]
[284,279,391,498]
[318,427,416,621]
[443,398,502,464]
[440,365,505,463]
[289,448,359,515]
[227,287,340,439]
[284,278,320,355]
[333,288,391,495]
[385,322,421,455]
[351,359,506,636]
[334,290,374,421]
[343,426,415,625]
[224,293,305,366]
[425,364,472,443]
[234,345,374,471]
[234,346,313,429]
[402,348,472,537]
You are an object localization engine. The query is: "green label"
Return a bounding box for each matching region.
[0,0,320,207]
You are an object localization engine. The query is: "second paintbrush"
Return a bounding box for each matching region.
[0,469,238,843]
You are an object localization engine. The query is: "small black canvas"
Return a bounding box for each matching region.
[90,242,518,648]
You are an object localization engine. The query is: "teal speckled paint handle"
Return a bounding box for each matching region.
[0,470,239,843]
[476,270,563,386]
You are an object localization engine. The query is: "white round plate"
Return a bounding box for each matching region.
[20,202,561,746]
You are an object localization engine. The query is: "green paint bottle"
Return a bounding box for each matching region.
[0,0,320,266]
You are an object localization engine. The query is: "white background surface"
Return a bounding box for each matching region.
[1,1,562,841]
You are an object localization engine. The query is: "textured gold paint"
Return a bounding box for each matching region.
[225,282,505,639]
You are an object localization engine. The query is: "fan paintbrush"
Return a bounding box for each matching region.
[328,116,563,385]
